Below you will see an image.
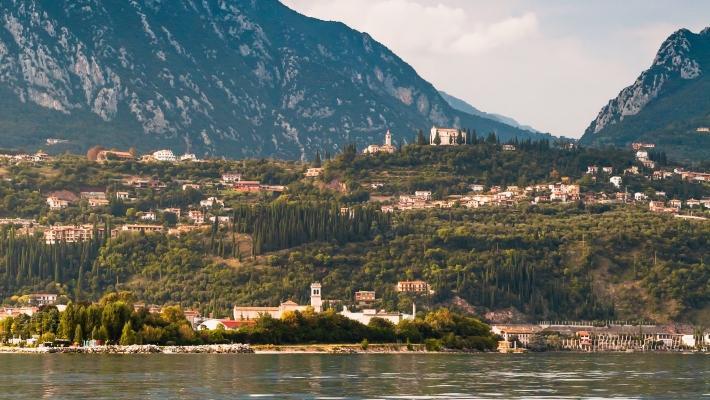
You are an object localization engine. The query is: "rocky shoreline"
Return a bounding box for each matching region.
[0,344,254,354]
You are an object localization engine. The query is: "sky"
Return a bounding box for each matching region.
[282,0,710,137]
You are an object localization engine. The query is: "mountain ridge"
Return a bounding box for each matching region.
[580,27,710,162]
[439,91,542,134]
[0,0,548,159]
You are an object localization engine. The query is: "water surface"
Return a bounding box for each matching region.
[0,353,707,399]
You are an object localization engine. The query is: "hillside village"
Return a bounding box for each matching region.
[0,127,707,349]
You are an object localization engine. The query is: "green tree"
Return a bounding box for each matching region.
[119,322,138,345]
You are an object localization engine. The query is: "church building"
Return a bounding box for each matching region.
[233,282,323,320]
[430,126,466,146]
[363,130,396,154]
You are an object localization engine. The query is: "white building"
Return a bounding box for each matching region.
[200,197,224,208]
[363,130,396,154]
[305,168,323,177]
[221,173,242,183]
[430,126,465,146]
[634,192,648,201]
[28,293,58,306]
[140,212,157,221]
[340,304,416,326]
[152,149,177,162]
[180,153,197,162]
[233,283,323,320]
[414,191,432,201]
[609,176,622,188]
[636,150,649,160]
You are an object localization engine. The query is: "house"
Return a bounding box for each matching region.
[180,153,197,162]
[200,197,224,208]
[587,166,599,174]
[340,304,415,326]
[641,159,656,169]
[430,126,466,146]
[188,210,205,224]
[305,167,324,177]
[28,293,58,306]
[634,192,648,201]
[233,283,322,320]
[182,183,201,191]
[46,190,78,210]
[470,184,485,192]
[152,149,176,162]
[80,191,106,200]
[631,142,655,150]
[609,176,622,188]
[602,166,613,174]
[649,201,679,214]
[32,151,50,162]
[161,208,182,217]
[354,291,376,304]
[396,280,430,293]
[88,198,110,207]
[233,181,261,192]
[221,173,242,183]
[636,150,649,160]
[140,212,157,221]
[114,191,130,200]
[624,166,639,175]
[502,144,516,151]
[209,216,231,224]
[96,150,134,163]
[44,225,99,245]
[669,199,682,209]
[491,325,543,347]
[686,199,700,208]
[363,130,396,154]
[115,224,164,236]
[414,191,432,201]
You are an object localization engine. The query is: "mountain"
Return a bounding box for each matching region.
[0,0,549,160]
[580,27,710,163]
[439,91,542,134]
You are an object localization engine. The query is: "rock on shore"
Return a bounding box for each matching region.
[0,344,253,354]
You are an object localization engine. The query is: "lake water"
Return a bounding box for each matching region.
[0,353,707,399]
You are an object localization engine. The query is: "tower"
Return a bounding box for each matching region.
[310,282,323,312]
[385,130,392,146]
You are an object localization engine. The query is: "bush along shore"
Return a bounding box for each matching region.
[0,344,253,354]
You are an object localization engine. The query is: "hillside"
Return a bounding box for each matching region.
[0,143,708,324]
[580,28,710,163]
[0,0,547,159]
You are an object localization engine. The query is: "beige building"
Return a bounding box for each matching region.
[44,225,99,245]
[430,126,465,146]
[396,280,430,293]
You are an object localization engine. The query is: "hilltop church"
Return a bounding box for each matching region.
[363,130,396,154]
[430,126,466,146]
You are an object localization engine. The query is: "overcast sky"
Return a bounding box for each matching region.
[282,0,709,137]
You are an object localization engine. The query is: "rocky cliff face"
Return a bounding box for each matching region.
[581,28,710,162]
[585,28,708,135]
[0,0,544,159]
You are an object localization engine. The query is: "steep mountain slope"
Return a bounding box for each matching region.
[439,91,542,134]
[0,0,547,159]
[580,28,710,163]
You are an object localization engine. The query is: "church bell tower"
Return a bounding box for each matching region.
[310,282,323,312]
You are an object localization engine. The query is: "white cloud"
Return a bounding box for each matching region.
[283,0,538,56]
[282,0,708,137]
